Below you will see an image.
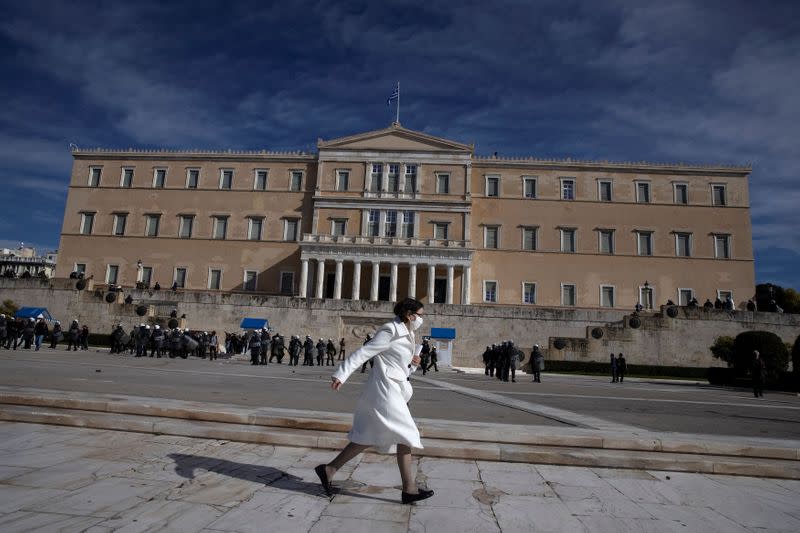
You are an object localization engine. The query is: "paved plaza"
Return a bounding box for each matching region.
[1,421,800,532]
[1,348,799,438]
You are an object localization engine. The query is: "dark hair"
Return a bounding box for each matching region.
[393,298,423,320]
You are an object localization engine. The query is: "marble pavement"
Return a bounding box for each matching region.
[1,421,799,533]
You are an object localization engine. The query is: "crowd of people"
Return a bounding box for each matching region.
[108,323,219,359]
[0,315,90,351]
[480,341,544,383]
[237,330,346,367]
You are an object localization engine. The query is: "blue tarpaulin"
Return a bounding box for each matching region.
[240,318,269,330]
[15,307,54,321]
[429,327,456,339]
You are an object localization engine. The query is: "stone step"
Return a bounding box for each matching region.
[0,387,797,462]
[2,403,799,479]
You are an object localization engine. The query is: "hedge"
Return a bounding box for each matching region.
[539,360,709,379]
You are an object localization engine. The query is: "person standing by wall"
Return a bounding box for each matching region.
[531,344,544,383]
[315,298,433,504]
[751,350,765,398]
[616,353,626,383]
[338,338,346,361]
[610,353,618,383]
[49,321,63,349]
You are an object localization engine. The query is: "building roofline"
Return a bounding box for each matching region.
[71,147,316,161]
[472,155,752,174]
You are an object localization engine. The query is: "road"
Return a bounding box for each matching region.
[1,347,799,438]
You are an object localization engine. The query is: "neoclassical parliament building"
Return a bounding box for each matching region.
[56,123,755,310]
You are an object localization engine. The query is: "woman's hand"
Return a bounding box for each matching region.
[411,355,421,366]
[331,377,342,391]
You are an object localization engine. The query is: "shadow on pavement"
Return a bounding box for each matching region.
[167,453,398,504]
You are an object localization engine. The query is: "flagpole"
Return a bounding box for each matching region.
[396,82,400,124]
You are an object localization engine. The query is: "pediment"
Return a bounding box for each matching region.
[318,124,473,154]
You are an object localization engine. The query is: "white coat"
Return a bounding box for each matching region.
[332,318,422,453]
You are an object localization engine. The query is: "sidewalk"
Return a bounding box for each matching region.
[1,421,799,532]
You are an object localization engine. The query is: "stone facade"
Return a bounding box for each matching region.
[2,280,796,369]
[56,123,754,312]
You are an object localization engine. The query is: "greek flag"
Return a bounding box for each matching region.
[387,84,399,106]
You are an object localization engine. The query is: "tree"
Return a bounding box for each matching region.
[710,336,735,366]
[732,331,789,380]
[0,299,18,316]
[792,335,800,391]
[755,283,800,313]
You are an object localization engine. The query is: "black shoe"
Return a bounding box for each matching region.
[512,379,516,382]
[402,488,434,504]
[315,464,332,497]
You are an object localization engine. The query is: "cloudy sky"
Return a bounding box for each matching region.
[0,0,797,288]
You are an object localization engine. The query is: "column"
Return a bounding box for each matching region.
[462,265,471,305]
[299,258,309,298]
[370,261,380,301]
[352,261,362,300]
[333,260,343,300]
[464,213,471,241]
[389,262,398,302]
[446,265,454,304]
[315,259,325,299]
[407,263,417,298]
[428,264,436,303]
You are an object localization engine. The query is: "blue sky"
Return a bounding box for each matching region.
[0,0,797,288]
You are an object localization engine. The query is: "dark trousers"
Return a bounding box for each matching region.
[260,350,268,364]
[611,368,618,383]
[532,371,540,382]
[753,380,764,397]
[429,357,438,372]
[338,349,345,361]
[209,347,217,360]
[361,359,374,373]
[618,370,625,383]
[250,347,260,365]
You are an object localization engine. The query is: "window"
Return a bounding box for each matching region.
[208,269,222,290]
[636,231,653,256]
[79,212,95,235]
[599,180,612,202]
[522,282,536,304]
[332,219,346,237]
[145,214,160,237]
[369,164,382,192]
[639,285,654,310]
[600,285,615,308]
[522,227,537,250]
[89,167,101,187]
[174,267,187,289]
[384,210,397,237]
[220,170,233,190]
[121,168,133,188]
[717,289,733,302]
[280,272,294,294]
[367,210,379,237]
[254,170,268,190]
[212,216,228,240]
[243,270,257,291]
[636,182,650,203]
[289,171,303,191]
[599,230,614,254]
[74,263,86,276]
[247,217,263,240]
[562,284,576,306]
[404,165,417,193]
[433,222,449,240]
[140,266,153,287]
[675,232,692,257]
[678,288,694,306]
[336,170,349,191]
[712,184,726,206]
[186,169,199,189]
[153,169,166,188]
[105,264,119,285]
[112,214,127,236]
[436,173,449,194]
[284,219,299,241]
[484,281,497,303]
[401,210,414,238]
[561,178,575,200]
[387,164,400,192]
[484,226,499,249]
[674,183,688,204]
[523,177,537,199]
[178,215,194,239]
[560,228,576,253]
[714,234,730,258]
[486,176,500,197]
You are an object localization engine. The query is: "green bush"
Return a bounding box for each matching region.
[707,367,733,385]
[732,331,789,379]
[709,336,735,366]
[541,360,708,379]
[793,335,800,390]
[0,299,18,316]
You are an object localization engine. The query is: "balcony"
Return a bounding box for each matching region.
[301,234,470,249]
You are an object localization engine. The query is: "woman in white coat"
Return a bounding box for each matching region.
[315,298,434,504]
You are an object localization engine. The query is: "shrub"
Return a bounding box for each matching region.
[709,336,735,366]
[793,335,800,390]
[0,299,18,316]
[732,331,789,380]
[707,367,733,385]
